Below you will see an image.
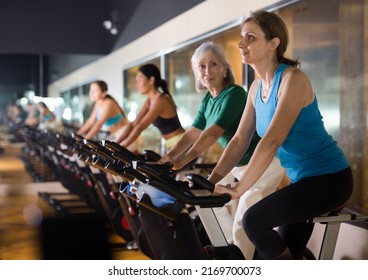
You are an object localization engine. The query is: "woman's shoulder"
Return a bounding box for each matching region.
[280,66,314,104]
[247,78,261,101]
[280,67,311,93]
[228,83,246,91]
[102,97,121,111]
[102,96,115,106]
[153,93,173,106]
[225,84,247,97]
[282,66,308,82]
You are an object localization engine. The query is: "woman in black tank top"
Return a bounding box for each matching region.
[115,63,184,151]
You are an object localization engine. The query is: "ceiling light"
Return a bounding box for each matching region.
[102,8,120,36]
[110,26,118,35]
[102,20,112,30]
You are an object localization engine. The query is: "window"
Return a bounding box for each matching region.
[278,0,368,213]
[61,82,92,128]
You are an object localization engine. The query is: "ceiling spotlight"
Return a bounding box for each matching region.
[110,26,118,35]
[102,20,112,30]
[103,8,120,36]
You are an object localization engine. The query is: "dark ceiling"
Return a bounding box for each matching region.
[0,0,205,104]
[1,0,119,55]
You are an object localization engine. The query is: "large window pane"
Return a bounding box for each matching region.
[61,82,92,128]
[279,0,367,212]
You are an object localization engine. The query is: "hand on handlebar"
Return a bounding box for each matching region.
[214,183,240,200]
[171,157,187,170]
[158,154,183,170]
[158,154,172,164]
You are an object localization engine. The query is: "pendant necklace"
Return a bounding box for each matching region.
[262,81,273,100]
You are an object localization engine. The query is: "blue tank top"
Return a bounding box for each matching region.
[104,113,123,127]
[42,113,54,123]
[97,109,124,129]
[254,64,349,182]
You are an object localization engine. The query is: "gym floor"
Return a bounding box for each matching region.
[0,133,149,260]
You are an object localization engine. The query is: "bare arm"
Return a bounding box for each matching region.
[207,84,257,185]
[120,97,164,147]
[77,105,97,136]
[161,126,201,161]
[172,124,224,169]
[83,99,114,139]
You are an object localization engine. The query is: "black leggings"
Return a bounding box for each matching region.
[242,167,353,259]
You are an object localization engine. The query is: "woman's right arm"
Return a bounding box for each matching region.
[77,105,96,136]
[160,126,201,163]
[115,99,149,144]
[208,83,258,185]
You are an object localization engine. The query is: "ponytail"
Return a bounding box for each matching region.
[138,63,174,101]
[159,78,170,95]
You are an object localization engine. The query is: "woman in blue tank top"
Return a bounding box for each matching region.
[208,11,353,259]
[76,80,142,152]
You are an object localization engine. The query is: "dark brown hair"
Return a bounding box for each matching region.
[92,80,126,117]
[92,80,108,92]
[243,11,300,68]
[138,64,170,95]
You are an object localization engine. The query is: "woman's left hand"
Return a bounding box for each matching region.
[214,183,240,200]
[159,155,186,170]
[172,158,186,170]
[158,154,172,164]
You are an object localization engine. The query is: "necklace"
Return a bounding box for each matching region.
[261,63,278,99]
[262,81,273,99]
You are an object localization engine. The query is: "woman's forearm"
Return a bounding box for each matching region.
[84,130,97,140]
[175,131,218,169]
[120,126,141,147]
[115,123,133,143]
[208,136,247,184]
[166,134,194,159]
[84,122,104,140]
[234,138,278,197]
[77,119,93,135]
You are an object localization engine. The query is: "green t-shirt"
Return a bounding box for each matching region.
[192,84,260,166]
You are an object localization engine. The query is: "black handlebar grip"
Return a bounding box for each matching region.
[143,149,162,162]
[186,173,215,192]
